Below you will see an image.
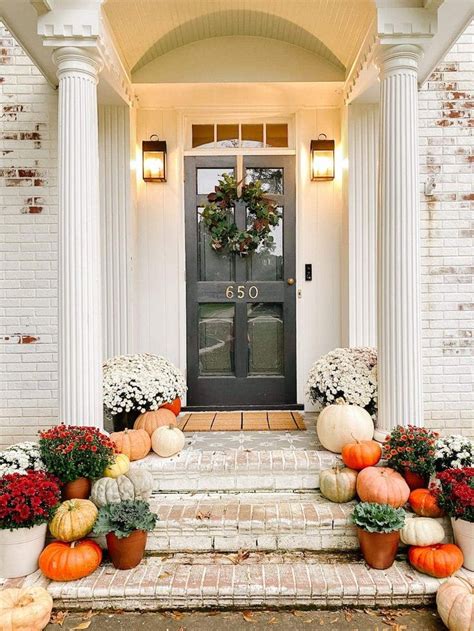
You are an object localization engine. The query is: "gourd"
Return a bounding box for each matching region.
[400,517,445,546]
[49,499,98,542]
[408,543,464,578]
[110,428,151,461]
[161,398,181,416]
[317,404,374,453]
[133,409,177,437]
[39,540,102,582]
[409,488,445,518]
[341,439,382,471]
[0,586,53,631]
[356,466,410,508]
[319,465,358,503]
[90,469,154,508]
[436,575,473,631]
[103,453,130,478]
[151,425,185,458]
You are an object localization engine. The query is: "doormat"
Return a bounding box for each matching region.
[177,411,306,432]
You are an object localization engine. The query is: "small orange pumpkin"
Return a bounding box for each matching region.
[39,540,102,582]
[409,488,445,518]
[161,397,181,416]
[408,543,463,578]
[356,466,410,508]
[110,428,151,461]
[341,439,382,471]
[133,408,177,437]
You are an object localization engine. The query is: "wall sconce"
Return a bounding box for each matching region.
[142,134,167,182]
[310,134,335,181]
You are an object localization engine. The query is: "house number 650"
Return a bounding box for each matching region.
[225,285,259,299]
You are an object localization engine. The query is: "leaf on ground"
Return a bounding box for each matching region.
[227,549,251,564]
[81,611,97,621]
[50,611,68,626]
[345,611,354,622]
[364,609,377,616]
[329,618,339,624]
[242,611,254,622]
[170,611,185,620]
[158,571,172,580]
[71,622,91,630]
[303,619,313,624]
[292,611,305,617]
[268,616,278,624]
[196,511,211,520]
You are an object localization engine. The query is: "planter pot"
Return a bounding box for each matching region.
[62,477,91,500]
[0,523,47,578]
[403,470,428,491]
[451,518,474,571]
[357,528,400,569]
[111,410,140,432]
[106,530,147,570]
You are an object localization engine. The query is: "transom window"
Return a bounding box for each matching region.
[191,123,289,149]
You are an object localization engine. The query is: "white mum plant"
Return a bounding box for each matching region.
[103,353,187,415]
[434,435,473,472]
[305,347,377,417]
[0,442,45,477]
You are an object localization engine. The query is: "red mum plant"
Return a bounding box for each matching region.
[0,470,61,530]
[384,425,438,478]
[434,467,474,522]
[39,425,116,483]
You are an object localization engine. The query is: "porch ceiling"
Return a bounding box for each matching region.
[104,0,376,76]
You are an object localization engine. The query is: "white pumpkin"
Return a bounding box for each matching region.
[400,516,445,546]
[319,465,358,503]
[436,575,473,631]
[90,469,153,508]
[317,404,374,453]
[152,425,185,458]
[0,586,53,631]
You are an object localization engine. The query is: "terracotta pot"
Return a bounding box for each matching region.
[106,530,147,570]
[62,477,91,500]
[357,528,400,569]
[403,469,428,491]
[111,410,140,432]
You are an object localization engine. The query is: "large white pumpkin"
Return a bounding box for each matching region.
[317,404,374,453]
[0,586,53,631]
[400,516,445,547]
[436,575,473,631]
[151,425,185,458]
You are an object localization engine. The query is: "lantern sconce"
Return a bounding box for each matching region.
[142,134,167,182]
[310,133,335,181]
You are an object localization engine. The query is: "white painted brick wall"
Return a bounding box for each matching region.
[419,20,474,438]
[0,23,58,447]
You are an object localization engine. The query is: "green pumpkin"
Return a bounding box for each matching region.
[90,469,153,508]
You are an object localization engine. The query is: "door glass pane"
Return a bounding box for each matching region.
[198,207,234,281]
[197,167,234,194]
[245,168,284,194]
[242,124,264,148]
[192,125,214,148]
[247,206,283,281]
[216,124,239,148]
[247,303,283,375]
[199,303,235,375]
[266,124,288,147]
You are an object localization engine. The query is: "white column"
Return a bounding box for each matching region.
[375,44,423,438]
[53,47,103,427]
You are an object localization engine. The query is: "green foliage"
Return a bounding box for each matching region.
[351,502,406,533]
[92,500,157,539]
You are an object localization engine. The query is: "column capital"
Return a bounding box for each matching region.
[375,43,423,79]
[52,46,103,82]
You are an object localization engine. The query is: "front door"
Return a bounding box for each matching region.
[185,155,296,408]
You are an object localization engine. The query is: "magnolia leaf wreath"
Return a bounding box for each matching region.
[200,173,282,255]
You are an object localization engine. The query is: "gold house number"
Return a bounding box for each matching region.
[225,285,259,299]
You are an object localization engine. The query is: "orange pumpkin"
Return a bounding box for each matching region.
[39,540,102,582]
[161,397,181,416]
[408,543,464,578]
[110,428,151,461]
[356,466,410,508]
[133,409,177,437]
[341,439,382,471]
[409,488,445,518]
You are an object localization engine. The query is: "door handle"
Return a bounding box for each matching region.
[287,278,295,286]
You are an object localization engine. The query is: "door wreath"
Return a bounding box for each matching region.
[200,173,281,255]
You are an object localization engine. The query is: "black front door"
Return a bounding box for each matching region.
[185,155,296,408]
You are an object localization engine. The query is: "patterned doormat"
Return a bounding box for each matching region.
[177,411,306,432]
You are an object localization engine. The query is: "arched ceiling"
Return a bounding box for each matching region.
[104,0,376,76]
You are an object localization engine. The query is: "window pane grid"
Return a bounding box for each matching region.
[191,123,289,149]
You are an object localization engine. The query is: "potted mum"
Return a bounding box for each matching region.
[39,425,116,500]
[384,425,437,490]
[0,470,61,578]
[0,441,45,477]
[103,353,187,432]
[434,435,473,473]
[434,467,474,570]
[351,502,406,569]
[92,499,157,569]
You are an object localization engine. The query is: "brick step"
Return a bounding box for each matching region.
[5,552,471,610]
[132,447,340,492]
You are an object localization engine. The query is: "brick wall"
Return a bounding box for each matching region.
[0,22,58,448]
[419,20,474,438]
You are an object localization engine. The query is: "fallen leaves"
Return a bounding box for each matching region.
[196,511,211,520]
[71,622,91,630]
[50,611,68,626]
[226,549,251,565]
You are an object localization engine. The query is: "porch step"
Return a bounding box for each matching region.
[5,553,470,610]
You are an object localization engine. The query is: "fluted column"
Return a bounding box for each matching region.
[53,47,103,427]
[375,44,423,438]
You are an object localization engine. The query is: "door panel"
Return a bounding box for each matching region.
[185,155,296,408]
